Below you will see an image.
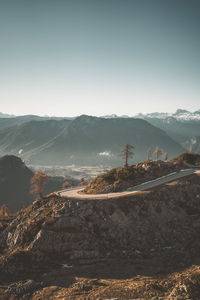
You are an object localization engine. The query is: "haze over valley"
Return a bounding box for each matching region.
[1,109,199,173]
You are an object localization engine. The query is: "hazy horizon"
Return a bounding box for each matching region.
[0,107,200,118]
[0,0,199,116]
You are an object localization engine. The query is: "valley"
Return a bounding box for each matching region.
[0,110,200,299]
[0,112,189,166]
[29,164,107,181]
[0,109,200,169]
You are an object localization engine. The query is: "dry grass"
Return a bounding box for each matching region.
[165,180,180,186]
[30,266,200,299]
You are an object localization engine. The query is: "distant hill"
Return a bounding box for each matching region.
[0,112,15,118]
[0,155,77,212]
[36,115,183,165]
[0,114,72,131]
[0,119,70,156]
[136,116,200,144]
[102,109,200,121]
[135,109,200,121]
[0,115,184,165]
[0,110,199,161]
[134,109,200,145]
[0,155,34,212]
[174,152,200,165]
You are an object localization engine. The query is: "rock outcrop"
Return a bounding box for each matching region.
[1,174,200,265]
[1,173,200,298]
[84,159,185,194]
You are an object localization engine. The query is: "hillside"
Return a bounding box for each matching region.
[0,155,34,212]
[0,112,14,118]
[0,155,77,212]
[0,119,70,159]
[0,109,200,159]
[0,171,200,298]
[0,115,184,166]
[84,153,200,194]
[136,114,200,144]
[104,109,200,146]
[173,152,200,165]
[0,114,72,130]
[0,115,51,131]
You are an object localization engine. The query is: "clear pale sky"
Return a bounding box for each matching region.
[0,0,199,116]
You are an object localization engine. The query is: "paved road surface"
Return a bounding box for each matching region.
[59,169,200,200]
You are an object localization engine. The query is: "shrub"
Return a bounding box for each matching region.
[176,153,200,165]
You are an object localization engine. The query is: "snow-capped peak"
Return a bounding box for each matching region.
[134,109,200,121]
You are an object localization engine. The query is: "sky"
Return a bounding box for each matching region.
[0,0,199,117]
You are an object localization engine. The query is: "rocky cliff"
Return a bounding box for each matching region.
[1,173,200,298]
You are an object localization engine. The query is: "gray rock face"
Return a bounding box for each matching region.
[2,175,200,264]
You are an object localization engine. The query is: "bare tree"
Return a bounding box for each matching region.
[120,144,134,167]
[0,205,4,216]
[163,152,168,161]
[189,144,193,153]
[30,170,49,199]
[4,205,9,217]
[0,204,9,217]
[154,146,162,160]
[146,149,152,161]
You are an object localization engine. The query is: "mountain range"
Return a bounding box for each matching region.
[1,109,200,122]
[135,109,200,121]
[0,114,184,166]
[136,115,200,144]
[0,109,199,166]
[102,109,200,144]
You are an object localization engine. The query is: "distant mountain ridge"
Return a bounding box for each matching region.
[0,115,184,166]
[135,109,200,121]
[1,108,200,122]
[135,113,200,144]
[1,110,199,166]
[100,109,200,121]
[0,112,15,118]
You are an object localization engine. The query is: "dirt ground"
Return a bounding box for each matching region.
[30,259,200,299]
[0,254,198,299]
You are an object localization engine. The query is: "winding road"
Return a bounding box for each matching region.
[59,168,200,200]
